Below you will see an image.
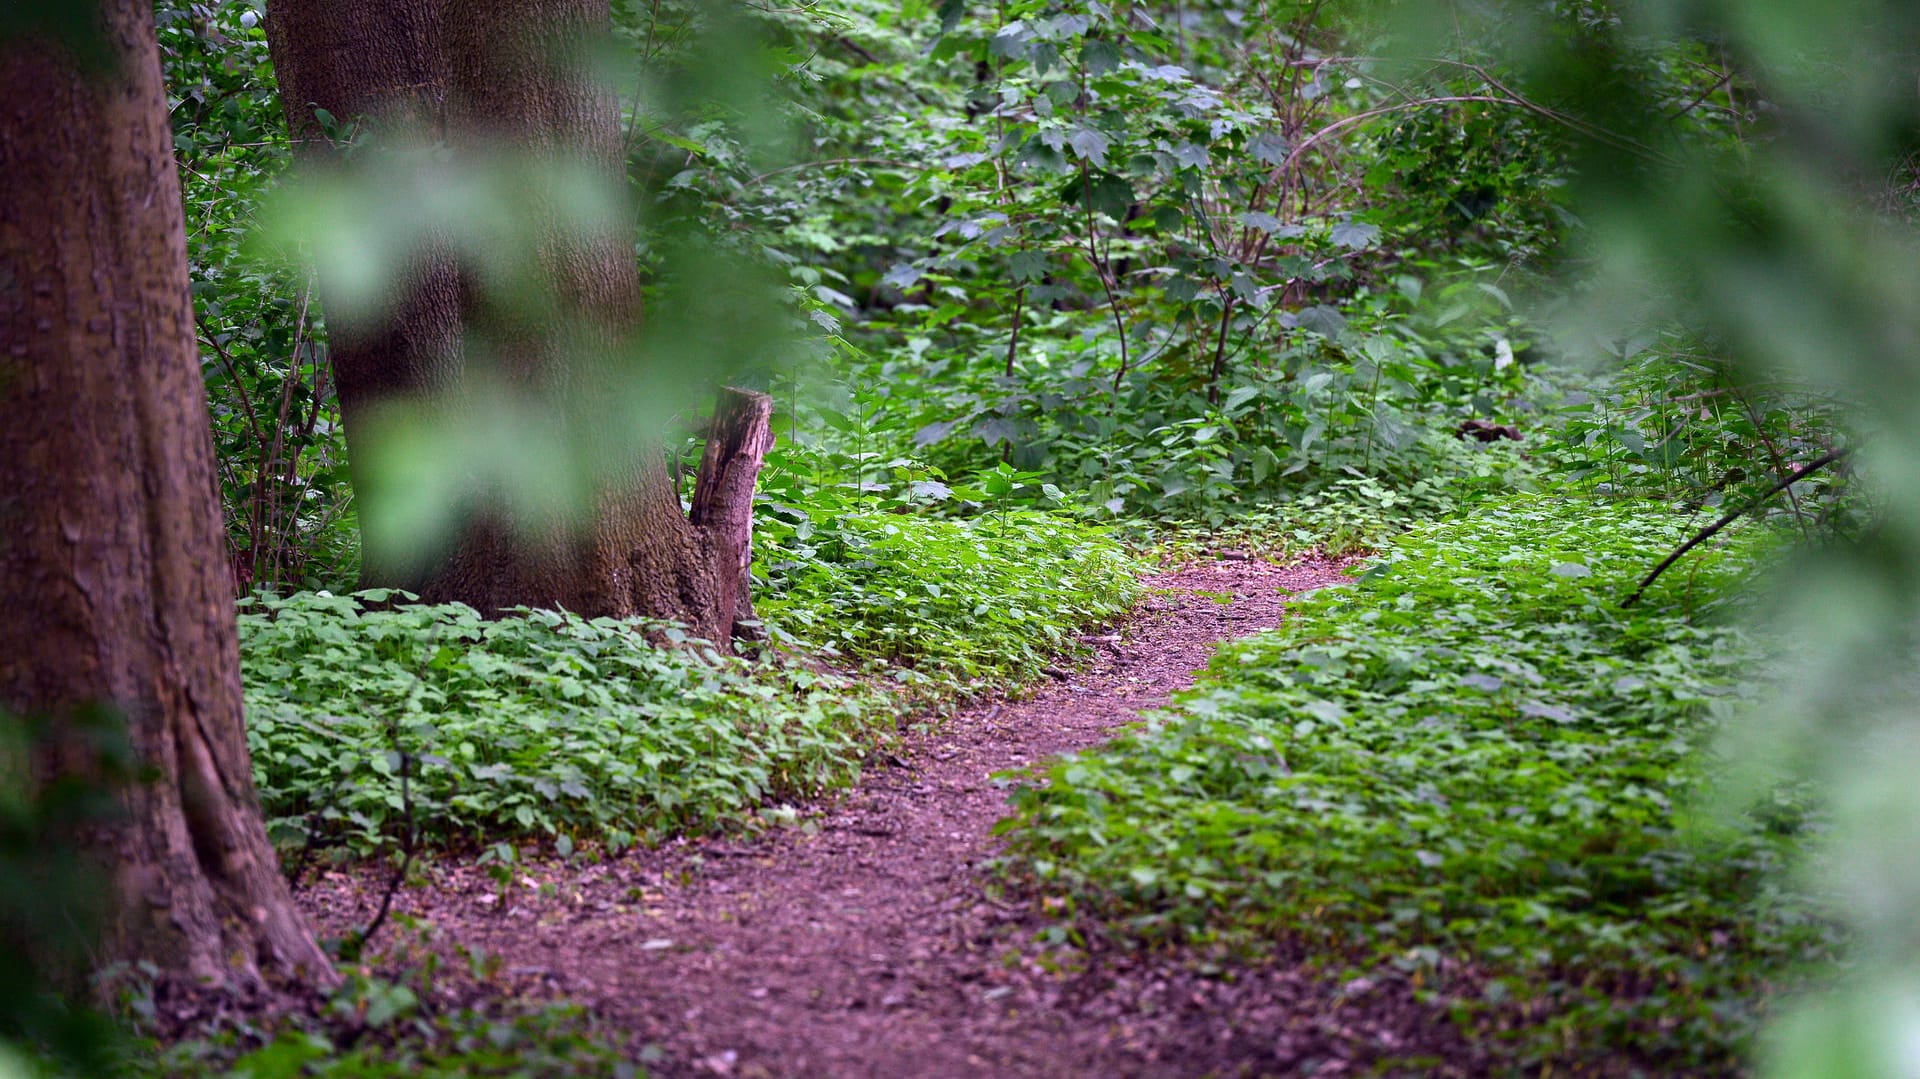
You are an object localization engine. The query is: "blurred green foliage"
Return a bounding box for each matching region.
[0,711,135,1075]
[1373,3,1918,1072]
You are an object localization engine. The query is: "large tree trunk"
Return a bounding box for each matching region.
[265,0,772,643]
[0,1,332,989]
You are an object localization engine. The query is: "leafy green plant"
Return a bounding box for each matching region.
[239,493,1137,858]
[753,485,1141,693]
[239,593,889,858]
[160,1,358,594]
[128,922,640,1078]
[995,495,1835,1069]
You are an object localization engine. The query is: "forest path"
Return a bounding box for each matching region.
[308,557,1473,1077]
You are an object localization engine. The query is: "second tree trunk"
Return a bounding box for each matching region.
[265,0,772,642]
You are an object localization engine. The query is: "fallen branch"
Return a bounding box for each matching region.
[1622,447,1851,608]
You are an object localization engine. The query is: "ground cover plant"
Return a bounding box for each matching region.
[119,920,642,1079]
[240,507,1137,861]
[239,593,885,860]
[995,495,1837,1070]
[754,502,1141,690]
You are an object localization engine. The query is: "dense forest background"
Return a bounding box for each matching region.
[5,0,1920,1074]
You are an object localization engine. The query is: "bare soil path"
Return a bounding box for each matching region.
[307,558,1481,1077]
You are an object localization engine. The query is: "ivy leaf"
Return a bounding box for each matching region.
[1015,136,1065,171]
[1028,41,1059,76]
[1170,142,1210,170]
[1050,13,1091,36]
[1008,250,1049,282]
[914,419,962,447]
[1292,305,1347,340]
[989,21,1030,58]
[973,416,1022,446]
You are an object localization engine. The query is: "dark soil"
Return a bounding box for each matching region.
[304,558,1489,1077]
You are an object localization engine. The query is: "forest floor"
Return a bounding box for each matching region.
[304,558,1489,1078]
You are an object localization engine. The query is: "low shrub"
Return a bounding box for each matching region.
[130,929,639,1078]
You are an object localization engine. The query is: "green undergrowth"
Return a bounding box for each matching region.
[1127,441,1533,563]
[193,1004,630,1079]
[19,945,639,1077]
[120,925,641,1078]
[994,495,1836,1070]
[240,508,1138,859]
[142,993,632,1079]
[240,596,886,859]
[754,505,1140,692]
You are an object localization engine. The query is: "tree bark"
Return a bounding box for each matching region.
[691,389,777,640]
[0,0,332,989]
[265,0,773,643]
[262,0,466,588]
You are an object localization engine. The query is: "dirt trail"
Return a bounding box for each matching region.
[306,558,1479,1077]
